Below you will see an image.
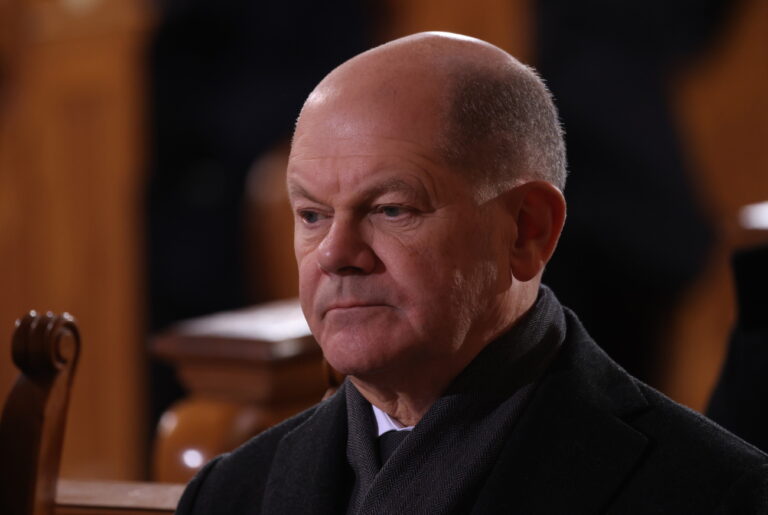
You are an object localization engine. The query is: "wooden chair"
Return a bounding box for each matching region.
[0,311,183,515]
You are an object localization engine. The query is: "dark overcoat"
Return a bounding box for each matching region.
[177,300,768,514]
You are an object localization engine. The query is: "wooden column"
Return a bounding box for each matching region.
[151,300,326,483]
[0,0,150,479]
[663,0,768,410]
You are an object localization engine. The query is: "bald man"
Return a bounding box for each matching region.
[177,33,768,514]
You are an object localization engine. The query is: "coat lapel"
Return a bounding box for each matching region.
[472,314,651,514]
[261,384,353,514]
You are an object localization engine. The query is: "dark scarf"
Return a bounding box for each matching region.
[344,286,566,514]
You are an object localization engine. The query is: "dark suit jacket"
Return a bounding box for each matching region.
[177,307,768,514]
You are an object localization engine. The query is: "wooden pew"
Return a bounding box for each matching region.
[0,312,183,515]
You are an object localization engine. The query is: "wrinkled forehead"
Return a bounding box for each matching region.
[288,94,453,199]
[294,58,451,148]
[286,66,476,205]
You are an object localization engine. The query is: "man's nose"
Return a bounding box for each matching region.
[316,218,376,275]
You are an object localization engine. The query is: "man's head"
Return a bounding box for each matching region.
[440,56,567,197]
[287,32,566,390]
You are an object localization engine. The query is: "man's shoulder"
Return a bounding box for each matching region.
[574,312,765,456]
[175,395,339,515]
[637,380,764,458]
[218,401,322,470]
[597,374,768,512]
[628,381,768,471]
[485,307,768,513]
[558,312,768,510]
[561,309,763,455]
[631,379,767,473]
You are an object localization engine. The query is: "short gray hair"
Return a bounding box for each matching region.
[440,63,567,192]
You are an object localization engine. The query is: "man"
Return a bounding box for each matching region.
[177,32,768,514]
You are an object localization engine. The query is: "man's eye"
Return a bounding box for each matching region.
[376,205,410,218]
[299,210,321,224]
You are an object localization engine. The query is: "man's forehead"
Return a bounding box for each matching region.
[289,86,448,175]
[298,82,446,139]
[287,96,480,206]
[289,131,441,163]
[287,142,443,193]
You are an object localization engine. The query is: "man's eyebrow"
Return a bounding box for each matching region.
[287,183,322,204]
[288,177,428,204]
[362,178,425,201]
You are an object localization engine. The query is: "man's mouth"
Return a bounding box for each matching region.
[323,302,389,317]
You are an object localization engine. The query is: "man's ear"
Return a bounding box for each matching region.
[504,181,566,282]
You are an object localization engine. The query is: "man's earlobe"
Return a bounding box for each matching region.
[506,181,566,282]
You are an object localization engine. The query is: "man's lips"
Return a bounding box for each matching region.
[322,302,389,317]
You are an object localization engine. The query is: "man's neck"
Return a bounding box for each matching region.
[349,323,515,426]
[350,373,449,427]
[350,283,539,426]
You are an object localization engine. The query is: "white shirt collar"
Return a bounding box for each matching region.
[371,404,415,436]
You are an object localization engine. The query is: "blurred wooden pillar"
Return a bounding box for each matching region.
[664,0,768,411]
[151,300,326,483]
[0,0,151,479]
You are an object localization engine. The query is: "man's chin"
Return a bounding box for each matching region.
[323,353,392,379]
[315,323,427,379]
[321,344,409,381]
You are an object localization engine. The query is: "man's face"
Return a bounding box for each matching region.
[287,86,510,379]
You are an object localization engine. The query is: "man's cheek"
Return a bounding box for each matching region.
[297,269,319,319]
[297,258,319,288]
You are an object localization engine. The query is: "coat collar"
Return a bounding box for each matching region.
[472,309,651,514]
[261,384,353,514]
[346,286,569,514]
[262,291,651,514]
